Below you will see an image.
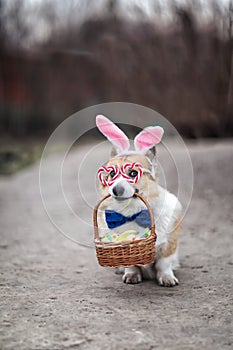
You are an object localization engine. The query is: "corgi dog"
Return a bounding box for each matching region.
[96,115,182,287]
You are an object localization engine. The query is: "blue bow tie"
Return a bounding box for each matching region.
[105,209,151,229]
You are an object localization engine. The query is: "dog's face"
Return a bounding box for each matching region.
[100,153,158,201]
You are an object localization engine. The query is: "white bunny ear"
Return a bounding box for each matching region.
[134,126,164,154]
[96,115,130,154]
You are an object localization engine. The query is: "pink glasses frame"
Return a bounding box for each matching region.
[98,162,143,187]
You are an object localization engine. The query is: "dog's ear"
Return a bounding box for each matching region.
[146,146,156,162]
[96,115,130,154]
[110,147,117,158]
[134,126,164,154]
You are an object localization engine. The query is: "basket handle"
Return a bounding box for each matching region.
[93,193,156,241]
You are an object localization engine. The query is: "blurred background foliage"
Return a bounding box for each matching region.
[0,0,233,173]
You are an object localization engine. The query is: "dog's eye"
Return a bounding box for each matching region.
[129,170,138,178]
[110,170,116,178]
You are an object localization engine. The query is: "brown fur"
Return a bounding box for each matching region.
[158,216,182,258]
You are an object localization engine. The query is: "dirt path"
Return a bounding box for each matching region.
[0,140,232,350]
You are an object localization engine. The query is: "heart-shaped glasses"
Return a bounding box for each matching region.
[98,162,143,187]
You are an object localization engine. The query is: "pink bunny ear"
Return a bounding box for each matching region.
[134,126,164,153]
[96,115,130,154]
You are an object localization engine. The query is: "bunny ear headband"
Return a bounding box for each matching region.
[96,115,164,181]
[96,114,164,156]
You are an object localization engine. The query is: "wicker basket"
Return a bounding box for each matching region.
[93,193,156,267]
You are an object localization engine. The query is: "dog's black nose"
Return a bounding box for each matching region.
[113,184,125,197]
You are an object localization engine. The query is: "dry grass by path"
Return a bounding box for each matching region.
[0,139,44,175]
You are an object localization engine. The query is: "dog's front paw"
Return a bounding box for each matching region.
[123,272,142,284]
[157,272,179,287]
[122,267,142,284]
